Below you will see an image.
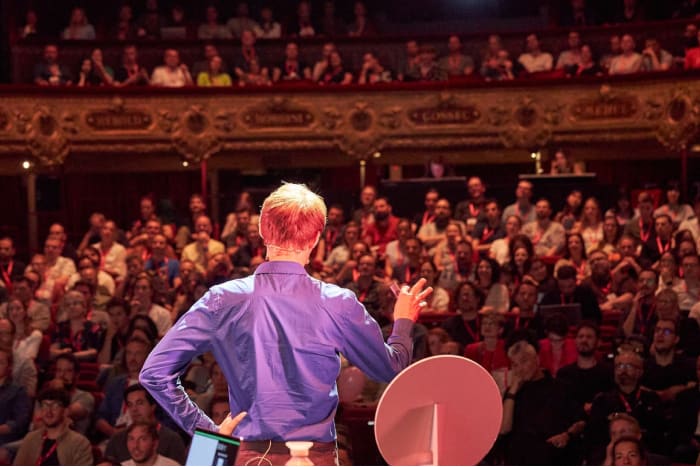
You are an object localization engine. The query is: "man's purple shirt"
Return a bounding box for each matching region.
[140,260,413,442]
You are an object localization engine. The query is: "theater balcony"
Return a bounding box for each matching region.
[0,70,699,175]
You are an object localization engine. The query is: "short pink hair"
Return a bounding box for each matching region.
[260,183,327,250]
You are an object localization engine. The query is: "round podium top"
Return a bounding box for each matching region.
[374,355,503,466]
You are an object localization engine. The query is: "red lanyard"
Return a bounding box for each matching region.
[656,237,670,254]
[285,61,298,75]
[639,219,651,243]
[573,259,587,277]
[100,244,111,270]
[325,229,337,253]
[36,433,58,465]
[481,226,495,242]
[1,261,13,294]
[243,48,256,63]
[636,303,655,336]
[531,227,544,245]
[469,203,480,218]
[422,211,435,226]
[465,317,480,343]
[352,269,360,282]
[560,293,572,305]
[618,388,641,413]
[70,325,84,352]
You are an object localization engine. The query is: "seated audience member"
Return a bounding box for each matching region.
[233,30,263,79]
[555,233,590,283]
[481,50,516,81]
[565,44,603,76]
[315,204,345,263]
[96,336,153,439]
[508,280,543,338]
[50,290,104,361]
[500,341,581,465]
[0,236,26,294]
[418,260,449,313]
[417,199,462,255]
[13,388,93,465]
[151,49,193,87]
[144,234,180,290]
[197,5,231,39]
[587,351,665,460]
[34,44,73,86]
[129,273,171,338]
[398,40,420,81]
[122,421,180,466]
[162,4,189,38]
[316,51,353,85]
[584,249,635,313]
[559,0,597,26]
[641,318,695,403]
[684,28,700,69]
[656,181,694,226]
[671,355,700,463]
[433,225,468,290]
[472,199,505,257]
[363,197,400,257]
[20,8,39,39]
[557,322,614,410]
[105,384,186,464]
[135,0,165,39]
[405,46,447,82]
[230,223,265,273]
[556,31,583,69]
[682,254,700,312]
[642,37,673,71]
[0,347,30,446]
[464,311,508,372]
[77,49,114,87]
[272,42,311,82]
[600,34,622,72]
[38,353,94,434]
[98,298,132,365]
[347,1,376,37]
[602,415,664,466]
[617,0,645,22]
[388,238,422,288]
[358,52,392,84]
[378,283,428,363]
[539,313,578,377]
[116,254,145,302]
[254,6,281,39]
[475,258,509,313]
[639,213,673,266]
[192,44,229,79]
[502,180,536,224]
[518,33,553,73]
[522,199,566,257]
[93,220,127,281]
[540,265,602,323]
[490,215,523,266]
[312,43,337,82]
[439,35,475,77]
[5,297,41,362]
[325,221,360,276]
[609,34,643,75]
[227,2,259,38]
[62,7,96,40]
[575,197,604,253]
[346,254,384,323]
[427,327,450,356]
[181,215,225,274]
[196,55,232,87]
[480,34,504,70]
[620,269,659,340]
[0,276,50,332]
[113,4,138,40]
[0,318,36,400]
[442,282,485,348]
[238,58,271,86]
[114,45,150,86]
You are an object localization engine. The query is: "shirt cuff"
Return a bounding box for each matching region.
[391,318,414,338]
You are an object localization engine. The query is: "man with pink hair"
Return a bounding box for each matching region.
[141,182,431,465]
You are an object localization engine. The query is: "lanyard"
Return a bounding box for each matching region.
[618,388,641,413]
[36,433,58,466]
[639,219,651,243]
[469,203,480,218]
[636,303,655,336]
[422,211,435,226]
[573,259,587,278]
[656,237,670,255]
[1,261,13,294]
[465,316,480,343]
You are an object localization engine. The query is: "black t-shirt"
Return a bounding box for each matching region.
[556,361,614,407]
[441,315,480,348]
[642,355,695,391]
[38,437,60,466]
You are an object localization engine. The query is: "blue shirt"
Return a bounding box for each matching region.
[140,260,414,442]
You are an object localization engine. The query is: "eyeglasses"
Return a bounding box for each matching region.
[615,363,641,371]
[654,328,674,336]
[40,401,64,410]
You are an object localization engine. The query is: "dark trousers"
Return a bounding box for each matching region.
[235,440,339,466]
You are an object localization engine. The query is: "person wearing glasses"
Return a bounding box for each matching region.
[587,351,665,462]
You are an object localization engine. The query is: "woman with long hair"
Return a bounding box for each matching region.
[575,197,604,254]
[556,233,590,283]
[476,258,509,313]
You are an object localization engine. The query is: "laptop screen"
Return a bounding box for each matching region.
[185,428,240,466]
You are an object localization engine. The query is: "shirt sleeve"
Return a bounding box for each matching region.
[335,292,413,383]
[140,289,220,435]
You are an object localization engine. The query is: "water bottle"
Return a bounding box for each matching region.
[285,441,314,466]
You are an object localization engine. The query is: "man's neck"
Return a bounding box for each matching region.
[461,309,478,320]
[618,384,638,395]
[267,247,311,267]
[654,348,675,366]
[537,218,550,230]
[134,453,159,466]
[100,239,113,249]
[46,421,68,440]
[517,200,530,209]
[483,336,497,350]
[488,218,500,228]
[357,276,372,288]
[577,354,597,369]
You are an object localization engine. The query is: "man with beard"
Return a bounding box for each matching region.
[521,198,565,257]
[583,249,635,313]
[455,176,487,233]
[14,388,92,465]
[318,204,345,260]
[347,254,384,325]
[390,237,423,287]
[587,351,665,460]
[418,198,464,255]
[556,322,614,412]
[624,192,656,247]
[363,197,400,257]
[105,384,186,464]
[0,237,25,296]
[620,269,658,339]
[540,265,601,323]
[413,188,439,231]
[640,214,673,267]
[352,185,376,232]
[641,319,695,403]
[123,421,179,466]
[145,234,181,290]
[472,199,506,258]
[35,353,94,434]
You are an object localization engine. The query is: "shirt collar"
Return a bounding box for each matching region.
[254,260,308,275]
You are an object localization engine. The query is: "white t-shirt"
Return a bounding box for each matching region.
[122,454,180,466]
